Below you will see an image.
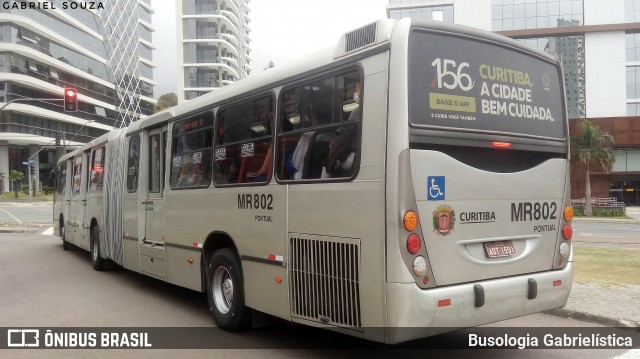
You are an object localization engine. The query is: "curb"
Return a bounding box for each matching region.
[0,224,52,233]
[545,308,640,331]
[0,228,42,233]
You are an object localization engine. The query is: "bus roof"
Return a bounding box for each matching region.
[57,18,560,165]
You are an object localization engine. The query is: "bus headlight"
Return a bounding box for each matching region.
[413,256,427,276]
[559,242,570,258]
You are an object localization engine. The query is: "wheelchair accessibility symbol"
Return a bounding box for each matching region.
[427,176,445,201]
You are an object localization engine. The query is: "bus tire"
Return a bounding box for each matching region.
[90,228,104,271]
[61,224,70,251]
[206,248,250,331]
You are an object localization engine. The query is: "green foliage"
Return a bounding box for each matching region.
[573,206,624,217]
[154,92,178,113]
[9,170,25,198]
[8,169,24,182]
[42,184,54,195]
[21,184,29,194]
[571,120,615,171]
[592,207,624,217]
[571,120,615,216]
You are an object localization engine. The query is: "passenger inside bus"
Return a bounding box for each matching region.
[291,105,332,179]
[250,113,274,182]
[322,81,360,178]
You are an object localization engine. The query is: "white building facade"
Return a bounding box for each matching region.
[388,0,640,205]
[0,0,156,193]
[176,0,252,103]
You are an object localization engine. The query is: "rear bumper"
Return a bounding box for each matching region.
[382,262,573,344]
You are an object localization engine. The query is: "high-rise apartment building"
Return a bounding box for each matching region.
[176,0,251,102]
[0,0,156,193]
[388,0,640,206]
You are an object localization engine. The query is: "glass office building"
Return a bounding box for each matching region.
[387,0,640,204]
[177,0,252,102]
[0,0,156,193]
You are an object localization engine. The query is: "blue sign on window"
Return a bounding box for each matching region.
[427,176,445,201]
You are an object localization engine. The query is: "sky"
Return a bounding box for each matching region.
[150,0,389,98]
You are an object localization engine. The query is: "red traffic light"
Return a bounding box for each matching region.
[64,88,78,112]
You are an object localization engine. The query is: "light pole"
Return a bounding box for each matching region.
[25,120,96,201]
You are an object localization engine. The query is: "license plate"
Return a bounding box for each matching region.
[484,240,516,258]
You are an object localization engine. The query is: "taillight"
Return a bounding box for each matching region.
[407,234,421,254]
[413,256,427,276]
[559,242,570,258]
[562,224,572,240]
[491,141,512,149]
[564,206,574,222]
[403,211,418,232]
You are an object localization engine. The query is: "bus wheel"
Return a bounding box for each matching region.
[61,224,70,251]
[206,248,250,331]
[90,228,104,271]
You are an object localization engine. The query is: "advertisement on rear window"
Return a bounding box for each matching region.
[409,30,566,140]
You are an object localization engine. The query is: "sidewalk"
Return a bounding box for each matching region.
[548,283,640,329]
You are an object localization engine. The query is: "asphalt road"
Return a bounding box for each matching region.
[572,222,640,248]
[573,222,640,238]
[0,233,638,358]
[0,202,53,225]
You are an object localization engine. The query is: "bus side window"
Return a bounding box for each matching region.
[213,96,274,186]
[169,112,213,189]
[89,146,105,193]
[276,70,361,181]
[72,155,83,195]
[127,135,140,193]
[57,161,67,196]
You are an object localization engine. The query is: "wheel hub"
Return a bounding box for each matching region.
[212,267,233,314]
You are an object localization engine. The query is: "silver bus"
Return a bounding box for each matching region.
[53,18,573,344]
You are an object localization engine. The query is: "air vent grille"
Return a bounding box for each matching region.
[345,23,377,53]
[290,237,361,327]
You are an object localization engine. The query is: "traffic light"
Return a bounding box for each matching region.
[64,88,78,112]
[30,165,36,176]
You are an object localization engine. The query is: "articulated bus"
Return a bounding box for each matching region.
[53,18,573,344]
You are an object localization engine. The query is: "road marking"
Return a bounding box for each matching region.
[41,227,54,236]
[0,208,22,223]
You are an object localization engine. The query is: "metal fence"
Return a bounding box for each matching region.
[571,197,626,209]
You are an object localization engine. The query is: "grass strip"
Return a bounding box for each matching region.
[573,246,640,286]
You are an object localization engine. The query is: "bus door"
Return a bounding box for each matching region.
[87,146,105,244]
[122,134,141,271]
[68,151,90,249]
[54,160,71,236]
[78,149,91,249]
[140,127,167,279]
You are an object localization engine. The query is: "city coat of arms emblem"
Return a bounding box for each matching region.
[432,204,455,236]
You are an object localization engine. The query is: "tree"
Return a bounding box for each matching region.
[8,170,25,199]
[0,171,4,194]
[263,61,276,70]
[571,120,615,216]
[154,92,178,113]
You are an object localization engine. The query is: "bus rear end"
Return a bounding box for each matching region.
[383,20,572,343]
